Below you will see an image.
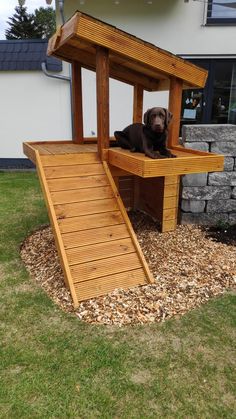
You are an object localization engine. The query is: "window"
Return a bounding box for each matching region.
[181,59,236,125]
[207,0,236,24]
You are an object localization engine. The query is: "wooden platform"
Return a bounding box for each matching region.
[25,142,154,306]
[109,147,224,178]
[24,139,224,233]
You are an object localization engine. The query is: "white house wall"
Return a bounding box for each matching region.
[63,0,235,55]
[59,0,234,139]
[0,69,71,159]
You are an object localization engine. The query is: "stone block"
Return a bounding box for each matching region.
[208,172,236,186]
[184,142,209,152]
[182,173,208,187]
[229,213,236,225]
[181,212,229,226]
[224,157,234,171]
[206,199,236,213]
[232,187,236,199]
[181,199,205,213]
[210,142,236,156]
[182,186,231,201]
[182,124,236,143]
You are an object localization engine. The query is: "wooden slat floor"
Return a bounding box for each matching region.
[36,148,153,306]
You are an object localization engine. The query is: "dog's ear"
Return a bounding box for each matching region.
[164,108,173,128]
[143,109,151,126]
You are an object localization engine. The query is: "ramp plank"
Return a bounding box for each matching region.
[62,224,129,248]
[58,211,124,233]
[34,151,153,306]
[51,186,114,205]
[66,238,135,265]
[55,198,119,218]
[74,268,147,301]
[47,174,109,191]
[71,253,141,283]
[44,163,104,179]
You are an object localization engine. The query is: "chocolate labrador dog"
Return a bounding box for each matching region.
[113,107,175,159]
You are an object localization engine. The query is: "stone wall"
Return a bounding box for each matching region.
[180,125,236,226]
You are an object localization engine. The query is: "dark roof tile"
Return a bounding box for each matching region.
[0,40,62,72]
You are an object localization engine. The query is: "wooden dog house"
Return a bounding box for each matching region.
[23,12,224,307]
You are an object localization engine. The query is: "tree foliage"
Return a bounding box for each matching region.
[34,7,56,39]
[5,5,56,40]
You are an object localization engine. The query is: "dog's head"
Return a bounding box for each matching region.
[144,107,173,133]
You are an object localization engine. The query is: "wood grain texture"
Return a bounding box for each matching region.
[66,238,135,265]
[70,13,207,88]
[74,268,147,301]
[96,46,110,157]
[47,174,109,192]
[44,163,104,179]
[58,211,124,234]
[51,185,114,205]
[62,224,129,249]
[71,252,141,283]
[71,61,84,143]
[41,153,99,166]
[35,151,79,307]
[133,84,144,123]
[161,175,180,232]
[54,197,119,218]
[103,161,154,284]
[108,148,224,178]
[168,77,183,148]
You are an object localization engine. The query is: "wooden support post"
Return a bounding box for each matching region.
[71,61,84,143]
[168,77,183,148]
[162,175,180,233]
[133,84,144,123]
[96,46,110,159]
[132,84,143,208]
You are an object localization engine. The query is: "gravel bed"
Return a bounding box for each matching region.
[20,211,236,326]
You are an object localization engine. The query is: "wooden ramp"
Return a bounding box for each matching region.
[35,151,153,307]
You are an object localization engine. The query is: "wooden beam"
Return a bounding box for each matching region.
[168,77,183,148]
[96,46,110,159]
[71,61,83,143]
[133,84,144,123]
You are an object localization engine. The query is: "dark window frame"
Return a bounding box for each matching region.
[207,0,236,25]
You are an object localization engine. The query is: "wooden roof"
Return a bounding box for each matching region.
[48,11,208,92]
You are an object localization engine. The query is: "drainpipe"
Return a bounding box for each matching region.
[58,0,65,24]
[58,0,74,139]
[41,0,74,138]
[41,61,70,81]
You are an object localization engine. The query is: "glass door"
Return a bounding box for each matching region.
[228,63,236,124]
[182,59,236,125]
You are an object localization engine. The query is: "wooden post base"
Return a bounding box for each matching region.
[162,175,180,232]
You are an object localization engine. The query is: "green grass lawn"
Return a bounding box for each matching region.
[0,171,235,418]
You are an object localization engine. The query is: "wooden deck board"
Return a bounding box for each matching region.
[47,174,109,192]
[58,211,124,234]
[55,198,119,218]
[62,224,129,249]
[66,237,135,265]
[51,185,114,205]
[74,268,147,301]
[71,252,142,283]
